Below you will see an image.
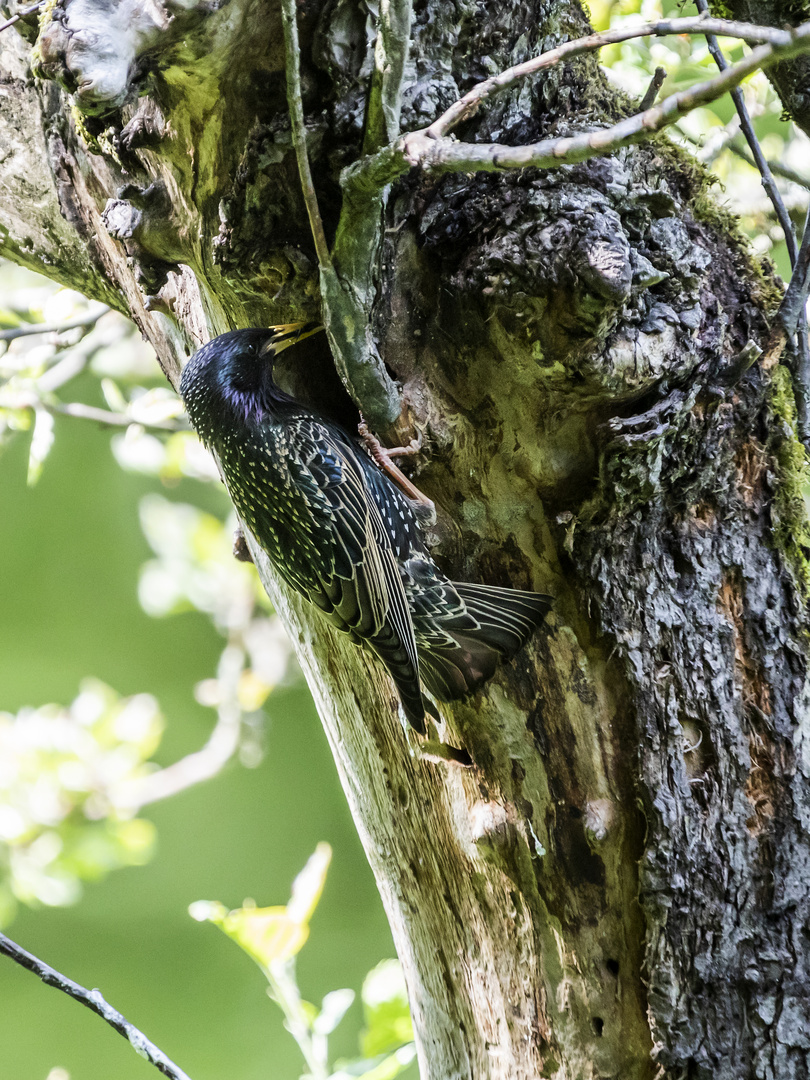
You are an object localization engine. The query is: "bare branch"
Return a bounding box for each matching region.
[279,0,330,270]
[639,67,667,112]
[727,141,810,191]
[46,400,185,431]
[399,21,810,176]
[278,0,330,272]
[0,932,194,1080]
[695,0,810,445]
[695,0,797,265]
[0,1,43,35]
[424,15,797,140]
[0,305,110,342]
[779,209,810,338]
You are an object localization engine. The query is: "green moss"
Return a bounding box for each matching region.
[70,103,102,154]
[29,0,60,78]
[647,134,784,313]
[769,365,810,597]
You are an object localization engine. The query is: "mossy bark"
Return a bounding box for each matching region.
[1,1,809,1077]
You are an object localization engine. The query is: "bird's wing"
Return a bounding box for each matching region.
[228,417,417,666]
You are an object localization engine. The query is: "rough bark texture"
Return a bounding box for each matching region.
[1,1,809,1078]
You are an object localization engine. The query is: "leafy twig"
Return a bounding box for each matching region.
[0,932,194,1080]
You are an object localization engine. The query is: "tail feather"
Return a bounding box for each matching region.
[451,583,552,656]
[366,623,428,734]
[416,583,551,703]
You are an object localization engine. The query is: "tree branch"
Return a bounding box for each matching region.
[279,0,330,270]
[424,15,796,140]
[0,1,43,34]
[727,141,810,191]
[279,0,403,431]
[0,932,194,1080]
[0,305,110,342]
[695,0,797,265]
[695,0,810,444]
[45,400,185,431]
[363,0,414,154]
[398,22,810,176]
[112,643,244,814]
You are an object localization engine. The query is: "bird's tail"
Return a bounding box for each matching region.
[367,623,435,735]
[417,583,551,703]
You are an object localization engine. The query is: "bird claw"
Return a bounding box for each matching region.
[357,421,435,512]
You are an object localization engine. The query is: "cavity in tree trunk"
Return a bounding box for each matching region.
[1,1,809,1077]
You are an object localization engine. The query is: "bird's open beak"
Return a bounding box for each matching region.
[261,322,324,356]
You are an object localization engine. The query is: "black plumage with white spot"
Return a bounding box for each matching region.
[180,327,551,732]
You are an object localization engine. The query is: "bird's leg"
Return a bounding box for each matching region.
[358,421,435,515]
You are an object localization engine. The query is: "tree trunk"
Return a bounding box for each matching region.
[1,1,808,1077]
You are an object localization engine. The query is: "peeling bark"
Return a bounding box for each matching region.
[1,1,808,1077]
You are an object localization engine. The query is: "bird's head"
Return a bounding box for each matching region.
[180,324,321,436]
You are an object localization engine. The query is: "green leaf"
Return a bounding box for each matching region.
[360,960,414,1058]
[329,1045,417,1080]
[189,843,332,970]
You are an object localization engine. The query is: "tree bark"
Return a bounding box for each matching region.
[1,1,808,1077]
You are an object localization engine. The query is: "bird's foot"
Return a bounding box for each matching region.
[358,421,435,514]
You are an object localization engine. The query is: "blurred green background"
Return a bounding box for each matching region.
[0,265,404,1079]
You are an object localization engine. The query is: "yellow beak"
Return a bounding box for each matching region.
[261,322,324,356]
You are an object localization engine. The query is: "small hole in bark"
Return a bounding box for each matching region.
[606,959,619,977]
[592,1017,604,1037]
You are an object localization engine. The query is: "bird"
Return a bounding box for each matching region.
[180,325,552,733]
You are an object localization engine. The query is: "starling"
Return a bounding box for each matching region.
[180,326,551,733]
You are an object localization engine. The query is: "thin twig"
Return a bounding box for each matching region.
[695,0,797,265]
[399,22,810,176]
[0,0,44,34]
[0,932,194,1080]
[279,0,331,269]
[779,206,810,337]
[47,400,186,431]
[424,15,798,140]
[639,67,667,112]
[695,0,810,443]
[727,141,810,191]
[0,305,110,342]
